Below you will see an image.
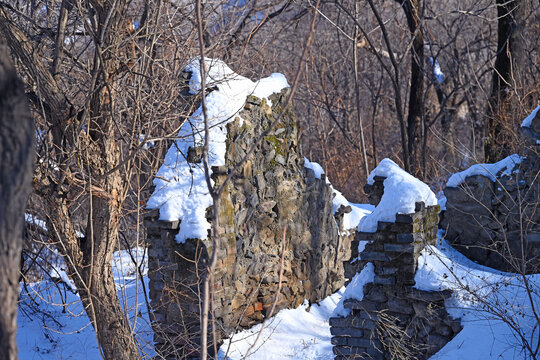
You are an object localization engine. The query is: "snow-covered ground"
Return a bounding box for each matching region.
[218,292,341,360]
[17,227,539,359]
[17,248,155,359]
[417,236,540,359]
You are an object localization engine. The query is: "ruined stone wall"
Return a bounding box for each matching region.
[146,89,353,358]
[442,121,540,273]
[330,177,461,360]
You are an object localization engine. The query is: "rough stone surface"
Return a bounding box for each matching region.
[146,88,353,358]
[332,177,461,360]
[441,128,540,273]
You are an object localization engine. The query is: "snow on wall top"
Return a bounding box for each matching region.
[358,158,437,233]
[521,104,540,128]
[446,154,523,188]
[147,58,289,243]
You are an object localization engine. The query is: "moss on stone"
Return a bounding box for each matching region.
[265,135,284,155]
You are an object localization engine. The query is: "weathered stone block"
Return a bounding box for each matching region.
[360,251,389,262]
[373,275,395,285]
[374,266,398,276]
[376,221,394,231]
[331,336,349,346]
[383,243,414,253]
[145,218,180,230]
[330,327,364,338]
[396,233,416,243]
[333,345,363,357]
[347,337,372,348]
[386,297,413,315]
[395,212,420,224]
[356,231,376,241]
[365,286,388,302]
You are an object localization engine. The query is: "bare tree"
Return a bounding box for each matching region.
[0,37,33,360]
[484,0,527,162]
[0,1,150,358]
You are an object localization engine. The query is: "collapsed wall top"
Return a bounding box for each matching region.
[146,58,289,243]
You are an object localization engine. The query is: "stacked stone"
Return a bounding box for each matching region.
[442,114,540,273]
[330,177,461,359]
[146,87,354,358]
[145,211,204,360]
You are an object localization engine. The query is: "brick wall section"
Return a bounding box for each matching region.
[330,177,462,360]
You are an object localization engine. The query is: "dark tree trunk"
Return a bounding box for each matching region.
[484,0,526,162]
[0,38,34,360]
[397,0,424,176]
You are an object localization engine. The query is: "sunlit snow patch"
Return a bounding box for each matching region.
[446,154,523,188]
[333,263,375,317]
[521,104,540,128]
[415,236,540,359]
[357,158,437,233]
[219,290,344,360]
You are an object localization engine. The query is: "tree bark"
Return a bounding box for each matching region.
[398,0,425,176]
[66,1,141,358]
[0,2,141,358]
[0,38,34,360]
[484,0,526,162]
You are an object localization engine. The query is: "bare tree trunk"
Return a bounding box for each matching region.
[363,0,410,172]
[0,38,34,360]
[398,0,425,176]
[484,0,526,162]
[72,2,141,357]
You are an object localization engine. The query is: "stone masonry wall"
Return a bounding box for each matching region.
[442,116,540,273]
[146,88,354,358]
[330,177,461,360]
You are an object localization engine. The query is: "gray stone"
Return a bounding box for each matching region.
[377,221,394,231]
[383,243,414,253]
[396,233,415,243]
[330,327,364,338]
[347,337,372,347]
[374,266,398,276]
[329,317,349,328]
[386,297,413,315]
[331,336,348,346]
[187,146,203,163]
[360,251,389,262]
[333,346,364,357]
[365,287,388,302]
[275,154,286,165]
[356,231,376,241]
[373,275,395,285]
[145,218,180,230]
